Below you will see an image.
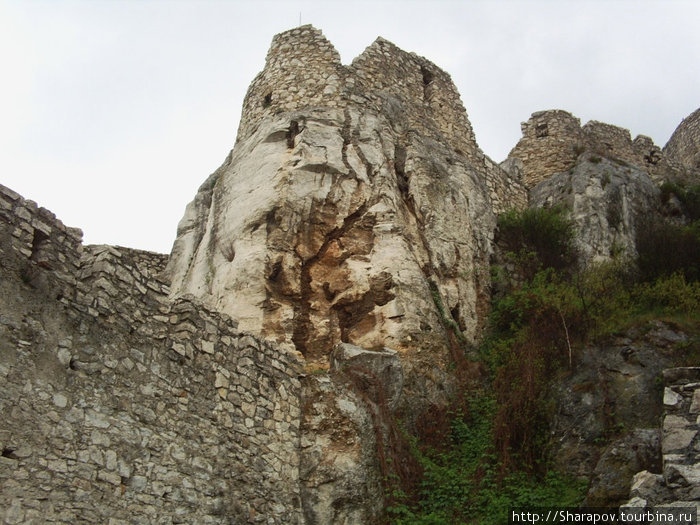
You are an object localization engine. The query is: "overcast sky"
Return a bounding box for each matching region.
[1,0,698,253]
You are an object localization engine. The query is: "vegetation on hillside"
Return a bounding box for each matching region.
[389,204,700,524]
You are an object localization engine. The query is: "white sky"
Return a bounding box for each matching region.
[1,0,698,253]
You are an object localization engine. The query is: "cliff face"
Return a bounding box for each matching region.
[165,26,526,364]
[529,152,660,263]
[1,25,699,525]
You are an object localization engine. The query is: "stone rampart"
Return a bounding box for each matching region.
[508,110,691,189]
[0,183,304,523]
[664,108,700,173]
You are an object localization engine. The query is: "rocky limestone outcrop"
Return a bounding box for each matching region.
[529,151,660,264]
[162,27,530,521]
[299,344,405,524]
[164,26,526,368]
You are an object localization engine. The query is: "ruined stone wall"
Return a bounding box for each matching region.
[236,25,345,143]
[621,367,700,511]
[664,108,700,172]
[582,120,638,165]
[235,26,526,215]
[0,184,84,304]
[660,367,700,500]
[349,37,477,154]
[508,110,686,189]
[0,183,304,524]
[507,110,585,188]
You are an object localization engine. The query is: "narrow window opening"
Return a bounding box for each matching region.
[262,92,272,108]
[535,123,549,138]
[2,448,18,460]
[30,229,50,262]
[420,66,434,103]
[421,66,434,86]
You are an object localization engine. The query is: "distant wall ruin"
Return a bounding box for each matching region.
[508,109,697,189]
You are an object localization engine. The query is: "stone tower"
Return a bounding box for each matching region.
[165,25,526,363]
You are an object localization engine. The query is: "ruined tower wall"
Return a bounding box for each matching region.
[582,120,638,165]
[507,110,585,189]
[350,38,477,153]
[664,107,700,172]
[508,110,689,189]
[236,25,345,143]
[0,183,304,524]
[234,26,526,214]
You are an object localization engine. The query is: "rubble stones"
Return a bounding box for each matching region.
[621,367,700,511]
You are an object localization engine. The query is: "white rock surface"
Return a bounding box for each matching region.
[165,106,497,360]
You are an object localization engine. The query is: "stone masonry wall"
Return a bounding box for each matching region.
[582,120,638,165]
[507,110,585,188]
[661,367,700,501]
[0,184,84,306]
[236,26,526,216]
[508,109,689,189]
[619,367,700,517]
[664,108,700,172]
[0,183,304,524]
[236,25,345,143]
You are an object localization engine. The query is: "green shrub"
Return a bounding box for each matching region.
[660,182,700,221]
[636,219,700,282]
[498,207,576,279]
[390,395,588,524]
[633,272,700,314]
